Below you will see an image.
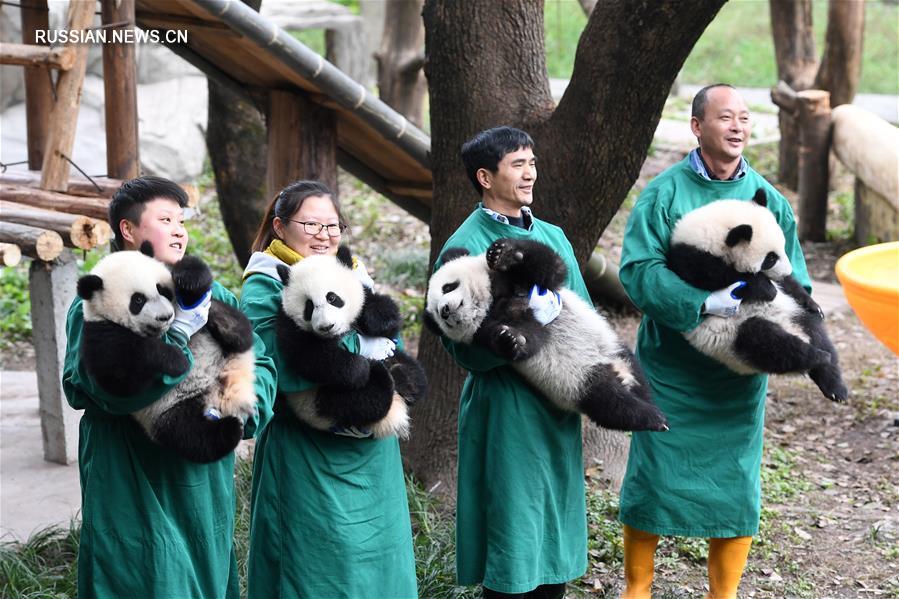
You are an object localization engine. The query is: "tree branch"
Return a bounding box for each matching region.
[540,0,727,261]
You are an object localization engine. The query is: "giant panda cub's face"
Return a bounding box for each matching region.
[77,251,176,337]
[280,255,364,339]
[671,189,792,280]
[425,249,493,344]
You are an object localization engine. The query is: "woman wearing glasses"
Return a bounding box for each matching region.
[240,180,417,598]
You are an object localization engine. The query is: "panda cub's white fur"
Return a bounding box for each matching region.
[427,254,622,411]
[81,251,175,332]
[665,191,847,402]
[279,255,412,439]
[78,249,257,463]
[425,239,668,433]
[670,199,791,280]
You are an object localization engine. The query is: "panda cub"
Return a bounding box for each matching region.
[276,246,427,439]
[77,243,257,462]
[667,188,848,401]
[425,238,668,433]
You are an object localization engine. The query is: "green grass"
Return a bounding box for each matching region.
[544,0,898,94]
[0,522,79,597]
[0,264,33,349]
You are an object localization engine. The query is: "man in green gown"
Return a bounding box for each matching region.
[63,176,276,598]
[437,127,590,598]
[616,84,813,599]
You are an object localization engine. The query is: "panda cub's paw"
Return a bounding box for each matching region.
[493,325,529,361]
[171,255,214,306]
[486,239,525,272]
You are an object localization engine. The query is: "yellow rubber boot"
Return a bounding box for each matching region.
[620,525,660,599]
[704,536,752,599]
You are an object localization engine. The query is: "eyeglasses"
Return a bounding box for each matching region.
[285,220,346,237]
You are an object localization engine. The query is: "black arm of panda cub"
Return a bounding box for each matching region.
[80,321,190,397]
[276,310,372,389]
[667,243,777,303]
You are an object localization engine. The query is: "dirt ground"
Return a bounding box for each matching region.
[584,309,899,599]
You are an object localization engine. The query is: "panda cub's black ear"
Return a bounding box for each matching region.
[77,274,104,300]
[726,224,753,247]
[336,245,353,269]
[139,241,155,257]
[276,264,291,285]
[751,188,768,208]
[441,247,470,264]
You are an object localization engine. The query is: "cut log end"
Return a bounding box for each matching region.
[0,243,22,267]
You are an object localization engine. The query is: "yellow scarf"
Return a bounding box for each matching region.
[264,239,304,265]
[264,239,359,269]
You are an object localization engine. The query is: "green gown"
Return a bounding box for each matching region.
[240,267,417,599]
[439,207,589,594]
[63,281,276,599]
[617,157,811,538]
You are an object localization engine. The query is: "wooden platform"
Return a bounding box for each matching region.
[135,0,433,221]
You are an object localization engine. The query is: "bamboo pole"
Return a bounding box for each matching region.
[21,0,53,169]
[0,43,75,70]
[0,243,23,267]
[1,184,110,220]
[0,201,111,250]
[101,0,140,180]
[191,0,430,169]
[39,0,96,192]
[0,222,64,261]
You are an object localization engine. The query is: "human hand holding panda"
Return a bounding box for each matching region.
[77,243,258,463]
[425,238,669,433]
[666,188,848,402]
[275,246,427,439]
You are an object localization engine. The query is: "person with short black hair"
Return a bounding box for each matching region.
[433,126,591,599]
[616,85,812,598]
[62,175,276,598]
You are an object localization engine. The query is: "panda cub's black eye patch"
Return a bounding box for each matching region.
[156,284,174,301]
[442,281,460,294]
[762,252,779,270]
[326,292,344,308]
[304,299,314,321]
[129,292,147,315]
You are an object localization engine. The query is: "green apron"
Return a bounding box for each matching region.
[439,208,589,594]
[241,269,417,599]
[618,158,811,537]
[63,281,276,599]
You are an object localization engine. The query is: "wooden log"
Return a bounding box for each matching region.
[0,184,110,221]
[39,0,96,192]
[102,0,140,180]
[0,43,75,70]
[21,0,53,169]
[770,80,800,114]
[831,104,899,206]
[0,200,111,250]
[266,90,338,198]
[0,170,122,198]
[797,89,831,242]
[0,243,23,267]
[0,222,64,261]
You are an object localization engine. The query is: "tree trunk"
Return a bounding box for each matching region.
[769,0,816,191]
[205,0,267,267]
[405,0,726,497]
[814,0,865,108]
[376,0,426,129]
[576,0,596,17]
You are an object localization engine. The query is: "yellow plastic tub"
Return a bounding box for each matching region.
[835,241,899,355]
